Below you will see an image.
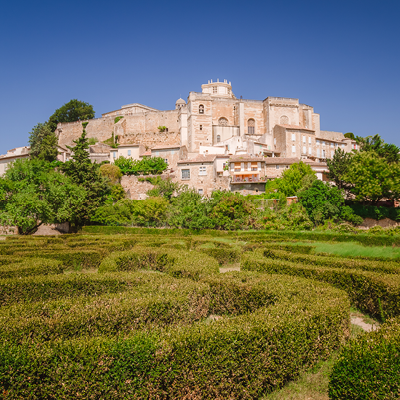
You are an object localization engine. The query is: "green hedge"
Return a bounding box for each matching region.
[329,317,400,399]
[0,258,65,279]
[0,273,349,398]
[0,273,133,306]
[242,250,400,319]
[349,203,400,221]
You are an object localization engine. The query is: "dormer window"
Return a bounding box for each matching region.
[199,104,204,114]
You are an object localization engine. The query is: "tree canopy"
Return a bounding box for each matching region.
[60,126,110,228]
[356,134,400,163]
[0,159,85,234]
[326,148,353,191]
[28,123,59,162]
[114,156,168,176]
[47,99,95,132]
[277,162,316,197]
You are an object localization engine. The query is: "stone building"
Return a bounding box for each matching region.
[53,79,357,197]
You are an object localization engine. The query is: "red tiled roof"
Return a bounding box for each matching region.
[151,144,181,150]
[177,154,217,164]
[139,151,151,156]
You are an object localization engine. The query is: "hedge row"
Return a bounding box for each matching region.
[0,273,349,398]
[329,316,400,399]
[0,258,65,279]
[0,273,135,306]
[242,250,400,319]
[262,248,400,274]
[98,247,220,280]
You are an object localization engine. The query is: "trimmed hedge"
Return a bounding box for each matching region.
[0,273,349,398]
[329,316,400,399]
[0,258,65,279]
[242,250,400,319]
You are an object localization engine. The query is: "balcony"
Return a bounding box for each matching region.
[232,176,263,183]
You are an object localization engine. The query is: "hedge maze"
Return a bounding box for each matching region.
[0,230,399,398]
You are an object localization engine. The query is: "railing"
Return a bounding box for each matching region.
[232,177,261,183]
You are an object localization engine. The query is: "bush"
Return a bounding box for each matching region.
[114,156,167,176]
[329,317,400,399]
[348,202,400,221]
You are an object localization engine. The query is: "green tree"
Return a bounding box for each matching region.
[298,179,362,225]
[0,159,85,234]
[47,99,95,132]
[326,148,353,191]
[99,164,122,185]
[344,151,400,204]
[60,125,110,228]
[344,132,355,140]
[277,162,316,197]
[356,134,400,163]
[146,177,180,200]
[28,123,59,162]
[114,156,168,176]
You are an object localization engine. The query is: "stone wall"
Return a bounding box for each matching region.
[118,132,180,148]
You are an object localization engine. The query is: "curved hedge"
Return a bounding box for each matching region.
[329,317,400,400]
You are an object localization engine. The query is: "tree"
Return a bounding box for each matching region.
[47,99,95,132]
[146,177,180,200]
[277,162,316,197]
[99,164,122,185]
[344,151,400,204]
[28,123,59,162]
[0,159,85,234]
[326,148,353,191]
[356,134,400,163]
[298,179,362,225]
[114,156,168,176]
[344,132,355,140]
[60,126,110,228]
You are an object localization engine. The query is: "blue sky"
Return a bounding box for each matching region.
[1,0,399,154]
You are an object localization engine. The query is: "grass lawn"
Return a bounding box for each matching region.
[289,241,400,259]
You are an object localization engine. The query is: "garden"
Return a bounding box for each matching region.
[0,228,399,399]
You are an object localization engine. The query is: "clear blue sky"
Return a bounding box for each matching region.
[1,0,399,154]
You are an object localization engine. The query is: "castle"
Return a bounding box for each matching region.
[54,80,358,197]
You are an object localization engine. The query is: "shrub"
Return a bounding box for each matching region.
[114,116,124,124]
[329,317,400,399]
[99,164,122,185]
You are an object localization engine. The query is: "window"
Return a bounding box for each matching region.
[199,166,207,175]
[128,150,131,156]
[316,140,320,145]
[164,159,168,164]
[218,117,228,126]
[200,125,202,130]
[317,148,320,157]
[181,169,190,179]
[292,133,296,141]
[247,119,255,134]
[280,115,289,125]
[308,147,312,155]
[303,145,306,154]
[199,104,204,114]
[323,150,326,158]
[330,142,334,147]
[308,137,311,144]
[198,189,204,195]
[292,145,295,153]
[213,86,217,93]
[342,144,345,148]
[276,165,280,169]
[303,136,306,144]
[274,138,276,145]
[113,152,117,159]
[216,135,221,143]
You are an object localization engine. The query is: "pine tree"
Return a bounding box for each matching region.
[28,123,59,162]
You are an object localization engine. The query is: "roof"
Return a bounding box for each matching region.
[140,151,152,157]
[151,144,181,150]
[177,154,217,164]
[116,144,141,148]
[175,98,186,104]
[264,157,300,165]
[276,124,315,132]
[0,153,30,161]
[228,155,265,162]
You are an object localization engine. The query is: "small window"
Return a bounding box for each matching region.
[113,152,117,159]
[199,166,207,176]
[213,86,217,93]
[199,104,204,114]
[303,146,306,154]
[218,117,228,126]
[292,133,296,141]
[164,159,168,164]
[276,165,279,169]
[200,125,203,130]
[317,148,320,157]
[216,135,221,143]
[308,137,311,144]
[247,119,255,134]
[182,169,190,179]
[198,189,204,195]
[308,147,312,155]
[303,136,306,143]
[292,145,295,153]
[128,150,131,156]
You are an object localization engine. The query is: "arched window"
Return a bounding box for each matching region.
[199,104,204,114]
[280,115,289,125]
[218,117,228,126]
[248,119,255,134]
[216,135,221,143]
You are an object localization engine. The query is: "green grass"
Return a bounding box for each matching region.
[290,241,400,259]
